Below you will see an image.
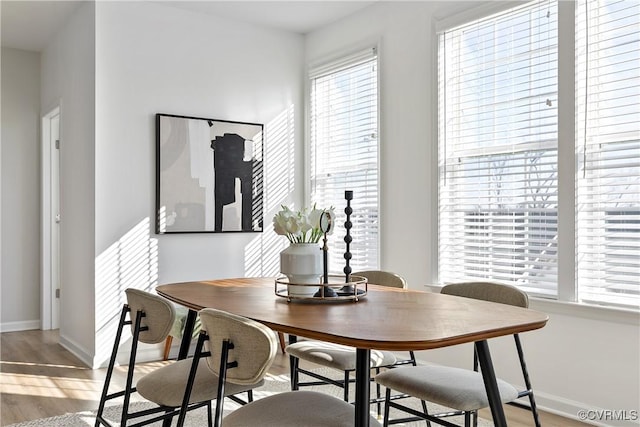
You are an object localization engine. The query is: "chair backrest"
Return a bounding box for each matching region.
[199,308,278,385]
[441,281,528,308]
[354,270,407,289]
[125,288,176,344]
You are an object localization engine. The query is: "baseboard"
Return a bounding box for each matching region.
[532,390,638,427]
[59,333,95,368]
[0,319,40,332]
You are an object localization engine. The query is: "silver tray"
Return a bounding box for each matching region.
[274,274,367,302]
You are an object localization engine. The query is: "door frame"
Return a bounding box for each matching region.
[41,105,60,330]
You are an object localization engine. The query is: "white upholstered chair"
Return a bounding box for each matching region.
[95,289,257,427]
[197,308,382,427]
[285,270,422,414]
[95,288,208,427]
[374,282,541,427]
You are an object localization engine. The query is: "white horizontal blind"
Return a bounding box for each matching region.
[438,1,559,295]
[576,0,640,307]
[309,48,379,274]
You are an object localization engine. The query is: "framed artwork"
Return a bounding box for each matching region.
[155,113,264,234]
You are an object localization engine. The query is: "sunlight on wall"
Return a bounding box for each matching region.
[93,105,296,365]
[94,218,159,367]
[245,105,296,277]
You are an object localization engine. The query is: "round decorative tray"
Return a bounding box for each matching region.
[275,274,367,302]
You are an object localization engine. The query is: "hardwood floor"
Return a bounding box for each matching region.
[1,330,588,426]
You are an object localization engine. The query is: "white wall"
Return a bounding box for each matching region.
[306,2,639,426]
[2,1,637,422]
[40,2,96,361]
[94,2,304,367]
[0,48,41,331]
[306,1,449,287]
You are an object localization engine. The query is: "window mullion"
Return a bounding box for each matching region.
[557,0,577,302]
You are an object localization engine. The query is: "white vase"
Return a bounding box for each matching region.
[280,243,323,296]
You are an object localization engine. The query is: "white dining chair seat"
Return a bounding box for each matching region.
[222,390,382,427]
[286,340,397,371]
[375,364,519,412]
[137,358,263,408]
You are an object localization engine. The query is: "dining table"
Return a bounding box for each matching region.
[157,277,548,427]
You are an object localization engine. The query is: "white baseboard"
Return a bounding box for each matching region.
[532,390,638,427]
[0,319,40,332]
[91,344,167,369]
[59,333,94,368]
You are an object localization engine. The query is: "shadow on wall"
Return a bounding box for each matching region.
[246,105,296,278]
[92,104,296,367]
[94,217,159,368]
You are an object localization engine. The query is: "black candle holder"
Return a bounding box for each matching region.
[315,210,337,298]
[340,190,355,294]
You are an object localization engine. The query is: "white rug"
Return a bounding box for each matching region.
[7,368,492,426]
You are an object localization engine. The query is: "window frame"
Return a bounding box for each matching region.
[304,47,381,274]
[434,0,639,310]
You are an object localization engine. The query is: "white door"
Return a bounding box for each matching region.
[41,107,60,330]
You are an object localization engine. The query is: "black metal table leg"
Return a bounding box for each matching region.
[178,309,197,360]
[475,340,507,427]
[355,348,371,427]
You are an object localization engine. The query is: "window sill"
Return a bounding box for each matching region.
[423,284,639,325]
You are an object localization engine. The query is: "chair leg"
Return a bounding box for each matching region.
[213,339,233,427]
[464,411,471,427]
[375,367,382,417]
[163,335,173,361]
[162,414,173,427]
[343,370,350,401]
[121,309,146,427]
[290,356,299,391]
[514,334,541,427]
[409,350,432,426]
[420,400,431,427]
[177,332,207,427]
[288,335,299,391]
[383,387,391,427]
[95,305,129,427]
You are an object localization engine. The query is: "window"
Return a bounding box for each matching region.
[438,1,559,297]
[308,48,379,273]
[576,0,640,307]
[438,0,640,308]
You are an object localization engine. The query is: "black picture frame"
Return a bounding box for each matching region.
[155,113,264,234]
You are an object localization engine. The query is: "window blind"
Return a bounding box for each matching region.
[309,48,379,274]
[576,0,640,307]
[438,1,559,295]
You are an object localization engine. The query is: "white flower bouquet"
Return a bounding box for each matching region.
[273,205,335,244]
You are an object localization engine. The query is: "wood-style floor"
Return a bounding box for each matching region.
[1,330,589,426]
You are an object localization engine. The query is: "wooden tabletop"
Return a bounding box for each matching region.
[157,277,548,351]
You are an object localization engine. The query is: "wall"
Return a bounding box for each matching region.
[305,2,639,426]
[306,1,451,287]
[0,48,41,331]
[40,2,96,361]
[94,2,304,367]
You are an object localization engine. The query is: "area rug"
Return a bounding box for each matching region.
[7,368,492,426]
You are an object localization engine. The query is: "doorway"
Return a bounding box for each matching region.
[41,106,60,330]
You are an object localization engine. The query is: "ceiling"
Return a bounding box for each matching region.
[1,1,376,52]
[1,1,85,52]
